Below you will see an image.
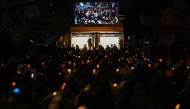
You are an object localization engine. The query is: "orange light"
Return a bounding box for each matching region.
[61,82,66,90]
[148,64,151,68]
[92,69,96,75]
[12,82,16,86]
[116,69,119,73]
[42,62,44,66]
[159,59,162,62]
[172,68,174,70]
[73,63,76,67]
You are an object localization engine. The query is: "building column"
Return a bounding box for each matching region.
[95,32,99,49]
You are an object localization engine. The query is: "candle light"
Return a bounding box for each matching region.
[113,83,118,87]
[68,69,71,74]
[135,54,137,56]
[144,58,147,61]
[132,56,135,58]
[142,55,144,58]
[135,59,137,61]
[78,56,80,59]
[58,72,61,75]
[73,63,76,67]
[88,56,90,59]
[12,82,16,86]
[172,68,174,70]
[27,64,30,68]
[105,55,107,58]
[9,61,10,63]
[61,82,66,90]
[121,57,123,60]
[42,62,44,66]
[87,60,90,63]
[52,92,57,96]
[92,69,96,75]
[159,59,162,63]
[131,67,134,70]
[17,71,21,74]
[68,61,71,65]
[118,59,121,61]
[97,64,99,69]
[148,64,151,68]
[116,69,119,74]
[142,52,144,55]
[187,66,189,69]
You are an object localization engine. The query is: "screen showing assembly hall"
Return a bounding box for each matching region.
[74,2,118,25]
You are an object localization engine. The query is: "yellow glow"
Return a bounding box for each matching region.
[131,67,134,70]
[175,103,180,109]
[42,62,44,66]
[113,83,117,87]
[27,64,30,68]
[172,68,174,70]
[68,61,72,65]
[58,72,61,75]
[84,84,91,91]
[87,60,90,63]
[97,64,99,68]
[68,69,71,74]
[17,71,21,74]
[73,63,76,66]
[187,66,189,69]
[12,82,16,86]
[53,92,57,96]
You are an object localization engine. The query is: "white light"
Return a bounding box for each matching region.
[50,4,52,6]
[147,42,149,43]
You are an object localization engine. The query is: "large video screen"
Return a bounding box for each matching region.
[74,2,118,25]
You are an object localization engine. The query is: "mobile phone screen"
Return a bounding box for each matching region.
[31,73,34,78]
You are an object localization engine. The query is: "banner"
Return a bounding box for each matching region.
[159,34,175,46]
[165,6,189,26]
[173,0,187,10]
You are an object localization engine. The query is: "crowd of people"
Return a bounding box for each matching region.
[0,41,190,109]
[74,2,118,24]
